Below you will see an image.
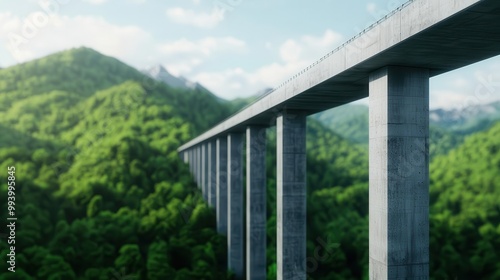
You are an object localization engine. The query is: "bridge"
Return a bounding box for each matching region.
[177,0,500,279]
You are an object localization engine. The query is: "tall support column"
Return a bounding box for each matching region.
[188,150,192,174]
[209,141,217,207]
[216,137,228,235]
[246,126,267,280]
[191,149,195,177]
[227,133,244,278]
[369,66,429,280]
[191,149,194,175]
[277,111,307,280]
[194,148,198,183]
[190,149,194,178]
[200,144,206,199]
[202,144,207,200]
[197,146,201,187]
[194,147,198,184]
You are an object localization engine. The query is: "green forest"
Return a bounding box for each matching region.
[0,47,499,279]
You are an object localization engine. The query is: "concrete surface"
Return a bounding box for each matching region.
[178,0,500,152]
[217,137,228,235]
[246,126,267,280]
[209,141,217,207]
[227,133,245,279]
[277,112,307,280]
[369,66,429,280]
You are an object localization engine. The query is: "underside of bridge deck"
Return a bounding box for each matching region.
[179,0,500,279]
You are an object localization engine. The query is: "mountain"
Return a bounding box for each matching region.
[143,66,272,116]
[430,101,500,135]
[0,47,498,279]
[313,102,500,157]
[143,64,241,109]
[142,64,222,101]
[0,47,373,279]
[313,104,369,144]
[142,65,199,91]
[429,121,500,279]
[0,47,232,279]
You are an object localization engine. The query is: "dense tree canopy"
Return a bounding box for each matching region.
[0,48,232,280]
[0,47,498,279]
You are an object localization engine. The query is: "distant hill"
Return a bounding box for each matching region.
[142,65,201,91]
[0,47,233,279]
[1,47,498,279]
[142,64,258,115]
[429,121,500,279]
[223,87,270,115]
[0,47,372,279]
[430,101,500,135]
[313,102,500,157]
[313,104,369,144]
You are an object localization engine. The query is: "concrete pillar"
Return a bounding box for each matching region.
[191,149,194,175]
[277,111,307,280]
[209,141,217,207]
[202,144,207,200]
[191,149,195,177]
[188,150,192,174]
[194,147,198,184]
[193,148,197,183]
[227,133,244,278]
[200,144,206,199]
[189,150,192,175]
[217,137,228,235]
[197,146,201,187]
[369,66,429,280]
[246,126,267,280]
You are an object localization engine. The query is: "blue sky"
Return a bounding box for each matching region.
[1,0,500,109]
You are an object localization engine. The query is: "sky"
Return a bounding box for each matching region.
[1,0,499,110]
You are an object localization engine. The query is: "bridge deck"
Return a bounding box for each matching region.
[178,0,500,152]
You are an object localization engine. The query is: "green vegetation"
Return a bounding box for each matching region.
[430,122,500,279]
[0,48,231,279]
[313,104,493,159]
[0,47,498,279]
[313,104,369,145]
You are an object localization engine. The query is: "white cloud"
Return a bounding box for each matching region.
[253,29,343,89]
[166,7,224,29]
[167,58,203,76]
[430,89,470,110]
[153,36,246,76]
[83,0,108,5]
[430,64,500,109]
[194,68,245,94]
[0,13,152,65]
[302,29,343,50]
[157,36,246,57]
[156,37,246,70]
[279,39,302,63]
[366,3,377,14]
[191,29,344,99]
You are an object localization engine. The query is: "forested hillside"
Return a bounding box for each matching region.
[0,47,233,279]
[0,47,498,279]
[313,104,369,145]
[313,103,499,159]
[429,122,500,279]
